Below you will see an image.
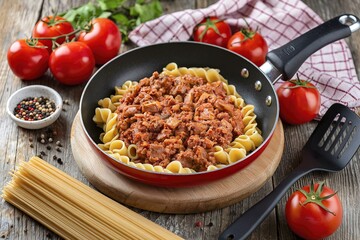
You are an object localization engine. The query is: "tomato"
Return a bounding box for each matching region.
[227,27,268,66]
[193,17,232,48]
[32,16,75,53]
[276,75,321,125]
[78,18,121,65]
[49,42,95,85]
[285,181,342,240]
[7,39,49,80]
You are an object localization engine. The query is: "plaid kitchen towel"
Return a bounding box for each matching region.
[129,0,360,118]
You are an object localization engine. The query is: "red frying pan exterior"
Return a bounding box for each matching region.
[80,14,359,187]
[80,42,278,187]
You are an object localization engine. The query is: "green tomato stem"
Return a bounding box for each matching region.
[284,73,317,89]
[197,17,223,41]
[298,180,337,216]
[33,28,82,41]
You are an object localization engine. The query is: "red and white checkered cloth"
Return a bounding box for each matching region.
[129,0,360,118]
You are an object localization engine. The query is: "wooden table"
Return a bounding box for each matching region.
[1,0,359,239]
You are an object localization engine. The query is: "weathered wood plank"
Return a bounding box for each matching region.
[0,0,359,240]
[0,1,47,238]
[0,0,89,239]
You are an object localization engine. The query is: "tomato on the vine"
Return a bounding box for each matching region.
[32,16,75,53]
[78,18,121,65]
[193,17,232,48]
[276,74,321,125]
[227,26,268,66]
[7,39,49,80]
[285,181,342,240]
[49,42,95,85]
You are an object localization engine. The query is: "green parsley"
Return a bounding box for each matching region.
[61,0,163,42]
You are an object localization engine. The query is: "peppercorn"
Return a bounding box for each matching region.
[57,158,63,165]
[194,221,203,228]
[206,222,214,227]
[13,96,56,121]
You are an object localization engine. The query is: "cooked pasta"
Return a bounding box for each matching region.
[2,157,183,240]
[213,146,229,164]
[161,62,228,83]
[93,63,263,173]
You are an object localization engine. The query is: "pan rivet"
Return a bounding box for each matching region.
[255,81,262,91]
[265,96,272,106]
[241,68,249,78]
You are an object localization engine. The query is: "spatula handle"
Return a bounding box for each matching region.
[218,164,312,240]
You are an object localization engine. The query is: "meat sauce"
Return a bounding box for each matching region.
[116,72,244,172]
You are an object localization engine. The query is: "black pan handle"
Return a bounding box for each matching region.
[264,14,360,81]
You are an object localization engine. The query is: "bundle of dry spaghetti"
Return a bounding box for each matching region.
[2,156,183,240]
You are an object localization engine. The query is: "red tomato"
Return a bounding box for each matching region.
[7,39,49,80]
[78,18,121,65]
[32,16,75,53]
[193,17,232,48]
[276,76,321,125]
[285,182,342,240]
[49,42,95,85]
[227,28,268,66]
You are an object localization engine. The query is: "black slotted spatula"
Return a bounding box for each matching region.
[219,103,360,240]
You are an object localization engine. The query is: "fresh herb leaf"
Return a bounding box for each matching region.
[130,1,162,22]
[111,13,136,42]
[61,3,102,29]
[98,11,112,19]
[98,0,126,11]
[60,0,163,43]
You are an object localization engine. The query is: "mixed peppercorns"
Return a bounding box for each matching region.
[32,127,64,165]
[13,96,56,121]
[18,98,71,165]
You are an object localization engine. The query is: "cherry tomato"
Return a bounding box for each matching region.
[227,27,268,66]
[286,181,342,240]
[49,42,95,85]
[276,75,321,125]
[7,39,49,80]
[78,18,121,65]
[193,17,232,48]
[32,16,75,53]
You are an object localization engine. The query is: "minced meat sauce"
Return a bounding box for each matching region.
[116,72,244,172]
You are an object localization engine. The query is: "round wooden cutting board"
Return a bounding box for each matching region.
[70,112,284,214]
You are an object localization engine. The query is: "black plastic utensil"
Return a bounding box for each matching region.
[219,103,360,240]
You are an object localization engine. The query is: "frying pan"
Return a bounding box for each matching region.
[79,14,360,187]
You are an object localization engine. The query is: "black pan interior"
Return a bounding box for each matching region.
[80,42,279,147]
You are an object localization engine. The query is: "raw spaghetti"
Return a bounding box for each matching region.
[2,156,183,240]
